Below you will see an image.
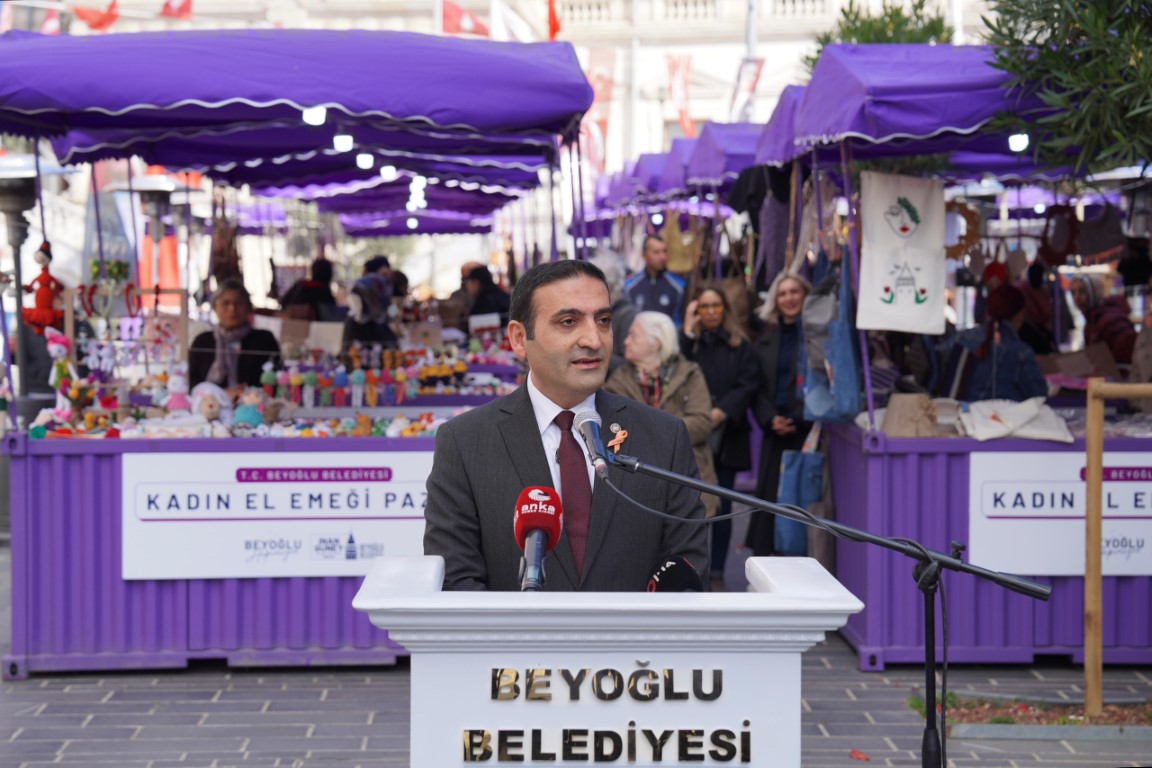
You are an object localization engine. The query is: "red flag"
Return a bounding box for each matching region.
[667,55,696,138]
[442,1,488,36]
[547,0,561,40]
[39,10,61,35]
[72,1,120,32]
[159,0,193,20]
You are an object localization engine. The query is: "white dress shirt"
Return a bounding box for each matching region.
[525,373,597,496]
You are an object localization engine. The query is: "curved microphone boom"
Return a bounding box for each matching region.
[572,409,610,482]
[513,486,564,592]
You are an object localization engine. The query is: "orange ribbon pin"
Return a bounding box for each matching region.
[606,429,628,454]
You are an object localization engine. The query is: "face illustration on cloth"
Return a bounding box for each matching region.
[885,197,921,239]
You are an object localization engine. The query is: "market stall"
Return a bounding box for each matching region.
[778,44,1150,669]
[0,28,592,677]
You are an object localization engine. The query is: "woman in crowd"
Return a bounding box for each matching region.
[951,284,1049,402]
[680,282,760,588]
[746,274,811,557]
[189,278,281,395]
[606,311,719,519]
[1070,272,1137,365]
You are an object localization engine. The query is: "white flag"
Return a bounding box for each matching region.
[857,171,946,334]
[489,0,535,42]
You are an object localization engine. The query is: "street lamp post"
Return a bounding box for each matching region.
[0,166,39,403]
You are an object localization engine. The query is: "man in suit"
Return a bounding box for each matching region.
[423,260,709,591]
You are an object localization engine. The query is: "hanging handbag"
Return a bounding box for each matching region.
[1036,204,1079,268]
[1078,203,1126,265]
[774,423,823,556]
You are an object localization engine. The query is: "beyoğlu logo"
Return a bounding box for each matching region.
[1079,466,1152,482]
[236,467,392,482]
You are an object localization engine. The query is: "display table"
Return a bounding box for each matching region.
[827,423,1152,670]
[2,433,435,679]
[353,555,863,767]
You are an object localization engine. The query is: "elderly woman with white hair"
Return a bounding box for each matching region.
[605,311,719,518]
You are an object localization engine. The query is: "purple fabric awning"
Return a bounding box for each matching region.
[631,153,668,200]
[685,123,760,186]
[655,138,696,198]
[755,85,805,167]
[942,152,1071,182]
[217,152,545,192]
[0,29,593,140]
[314,181,519,216]
[341,211,493,237]
[794,44,1037,152]
[51,121,558,169]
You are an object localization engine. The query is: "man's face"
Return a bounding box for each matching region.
[643,239,668,273]
[507,275,613,409]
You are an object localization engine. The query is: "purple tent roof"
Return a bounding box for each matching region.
[654,138,696,198]
[943,152,1070,182]
[341,211,493,237]
[51,121,557,168]
[0,29,593,139]
[685,123,760,186]
[314,181,520,216]
[755,85,805,166]
[794,44,1036,151]
[217,152,545,192]
[631,153,668,199]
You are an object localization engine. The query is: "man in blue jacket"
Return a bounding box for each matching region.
[624,235,686,328]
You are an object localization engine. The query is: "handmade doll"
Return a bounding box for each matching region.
[233,387,266,428]
[45,327,77,411]
[22,242,64,335]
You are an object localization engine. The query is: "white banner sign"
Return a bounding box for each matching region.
[122,451,431,580]
[969,452,1152,576]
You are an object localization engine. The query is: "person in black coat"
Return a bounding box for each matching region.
[746,274,812,557]
[680,282,761,588]
[465,265,511,325]
[189,278,281,396]
[279,257,338,321]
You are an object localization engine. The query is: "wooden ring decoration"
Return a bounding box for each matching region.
[946,202,982,261]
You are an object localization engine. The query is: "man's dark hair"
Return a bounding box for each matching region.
[642,234,665,253]
[510,260,608,339]
[311,258,333,284]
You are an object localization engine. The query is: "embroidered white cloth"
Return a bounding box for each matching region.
[858,171,946,334]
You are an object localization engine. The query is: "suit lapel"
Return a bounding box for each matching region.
[578,391,630,587]
[497,386,579,588]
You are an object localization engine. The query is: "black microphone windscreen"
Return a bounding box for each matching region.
[646,555,704,592]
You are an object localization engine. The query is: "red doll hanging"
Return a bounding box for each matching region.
[22,242,65,335]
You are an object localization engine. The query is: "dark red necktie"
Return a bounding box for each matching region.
[554,410,591,574]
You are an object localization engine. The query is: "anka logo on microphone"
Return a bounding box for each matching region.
[528,488,553,503]
[520,490,559,515]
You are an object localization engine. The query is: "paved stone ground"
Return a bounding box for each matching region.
[2,525,1151,767]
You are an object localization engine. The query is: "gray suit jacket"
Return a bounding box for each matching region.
[423,386,710,591]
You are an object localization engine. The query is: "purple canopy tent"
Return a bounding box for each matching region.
[221,152,545,192]
[684,123,760,188]
[755,85,806,167]
[655,137,697,199]
[0,29,593,140]
[312,181,520,217]
[630,152,669,202]
[52,122,557,172]
[793,44,1038,157]
[340,211,493,238]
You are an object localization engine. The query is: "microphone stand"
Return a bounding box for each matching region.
[610,453,1051,768]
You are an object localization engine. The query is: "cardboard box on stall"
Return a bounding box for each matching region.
[1036,342,1121,382]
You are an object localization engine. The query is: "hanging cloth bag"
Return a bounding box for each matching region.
[774,423,824,556]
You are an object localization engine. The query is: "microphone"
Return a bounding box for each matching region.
[513,486,564,592]
[646,555,704,592]
[572,409,610,482]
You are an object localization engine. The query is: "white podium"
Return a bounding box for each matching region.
[353,557,862,767]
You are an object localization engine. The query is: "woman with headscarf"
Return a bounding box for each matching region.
[952,284,1048,402]
[605,311,719,519]
[1070,272,1137,365]
[189,278,281,396]
[680,282,760,588]
[746,273,811,557]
